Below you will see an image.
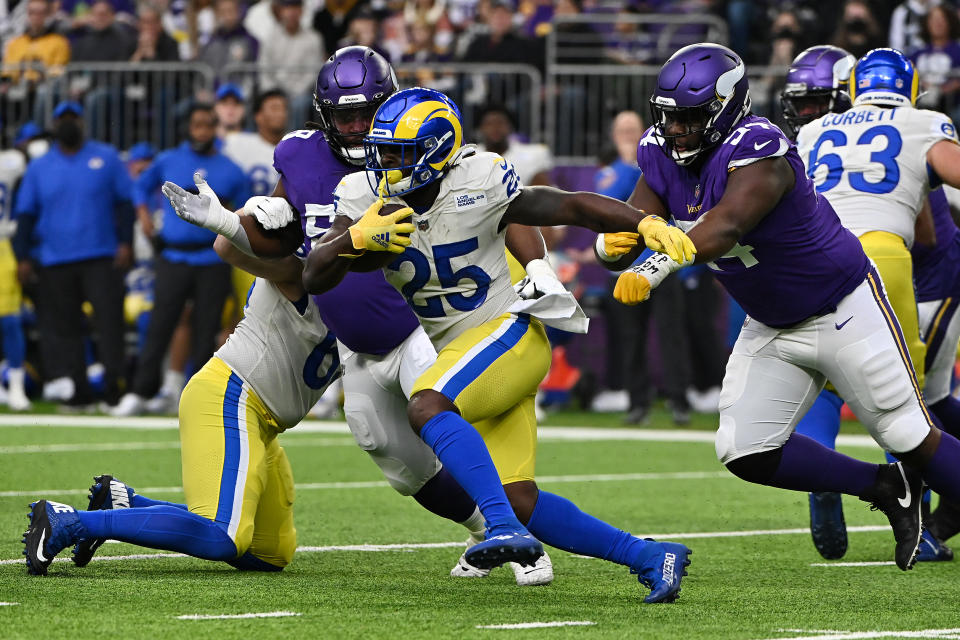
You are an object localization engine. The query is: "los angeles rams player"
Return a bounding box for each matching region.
[22,189,338,574]
[304,87,696,603]
[606,42,960,571]
[784,47,959,561]
[0,145,29,411]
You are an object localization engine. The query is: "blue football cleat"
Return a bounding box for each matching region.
[463,527,543,570]
[22,500,84,576]
[809,491,848,560]
[631,541,692,604]
[915,529,954,562]
[72,475,135,567]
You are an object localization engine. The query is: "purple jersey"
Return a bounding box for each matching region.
[637,115,870,327]
[273,129,419,355]
[913,187,960,302]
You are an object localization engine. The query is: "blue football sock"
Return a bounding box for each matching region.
[929,396,960,439]
[413,467,477,523]
[526,490,656,569]
[0,314,25,368]
[794,389,843,450]
[920,431,960,503]
[76,505,237,561]
[419,411,523,533]
[131,494,187,510]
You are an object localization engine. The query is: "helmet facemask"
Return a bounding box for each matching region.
[315,97,387,165]
[649,99,723,166]
[364,132,453,197]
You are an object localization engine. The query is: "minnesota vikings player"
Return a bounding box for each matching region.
[304,87,696,603]
[606,43,960,571]
[785,47,959,561]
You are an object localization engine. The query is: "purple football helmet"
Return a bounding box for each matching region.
[649,43,751,166]
[780,45,855,137]
[314,46,399,165]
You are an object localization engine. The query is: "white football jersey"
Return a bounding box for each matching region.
[215,277,339,429]
[0,150,24,239]
[222,132,279,197]
[334,149,523,349]
[796,105,959,246]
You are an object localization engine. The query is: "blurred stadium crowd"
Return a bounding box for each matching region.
[0,0,956,420]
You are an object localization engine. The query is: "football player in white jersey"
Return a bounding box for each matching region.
[304,88,697,603]
[22,178,340,575]
[222,90,287,197]
[0,146,30,410]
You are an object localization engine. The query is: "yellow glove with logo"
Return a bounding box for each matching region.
[602,231,640,257]
[345,198,416,255]
[636,215,697,264]
[613,270,652,305]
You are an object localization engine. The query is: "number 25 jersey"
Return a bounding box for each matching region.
[796,105,958,246]
[334,149,523,350]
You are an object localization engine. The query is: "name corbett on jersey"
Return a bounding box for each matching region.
[821,108,898,127]
[455,192,486,210]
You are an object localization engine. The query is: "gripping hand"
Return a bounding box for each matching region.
[613,268,652,305]
[245,196,295,230]
[347,198,416,254]
[601,231,639,257]
[636,215,696,264]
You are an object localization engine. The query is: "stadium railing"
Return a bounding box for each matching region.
[1,62,215,150]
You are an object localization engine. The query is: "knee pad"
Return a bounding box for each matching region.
[835,336,913,412]
[870,404,931,455]
[724,448,784,484]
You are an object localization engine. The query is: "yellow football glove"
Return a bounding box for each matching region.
[602,231,640,257]
[345,198,415,254]
[613,269,652,305]
[636,215,697,264]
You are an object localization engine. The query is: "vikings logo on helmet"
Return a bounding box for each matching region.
[850,48,919,108]
[648,43,752,166]
[363,87,463,198]
[780,45,856,137]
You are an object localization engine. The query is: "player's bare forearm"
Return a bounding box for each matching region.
[239,214,303,258]
[596,175,668,271]
[505,225,546,265]
[302,231,394,294]
[927,140,960,190]
[915,198,936,247]
[686,157,792,263]
[213,234,304,293]
[502,187,645,233]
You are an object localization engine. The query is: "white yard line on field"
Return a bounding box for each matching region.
[0,470,732,498]
[176,611,301,620]
[808,561,897,567]
[476,621,596,630]
[0,414,882,448]
[0,602,19,606]
[0,525,898,566]
[757,629,960,640]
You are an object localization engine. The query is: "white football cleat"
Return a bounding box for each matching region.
[510,550,553,586]
[450,551,491,578]
[110,393,145,417]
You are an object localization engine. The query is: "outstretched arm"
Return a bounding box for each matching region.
[502,185,694,264]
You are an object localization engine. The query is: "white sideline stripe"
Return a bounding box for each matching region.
[0,470,732,498]
[0,437,355,455]
[0,413,884,448]
[477,621,596,630]
[757,629,960,640]
[176,611,301,621]
[0,525,897,566]
[808,561,897,567]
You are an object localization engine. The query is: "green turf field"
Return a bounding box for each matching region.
[0,410,957,639]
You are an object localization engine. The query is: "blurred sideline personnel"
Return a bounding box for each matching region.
[0,127,30,410]
[146,47,553,586]
[214,84,246,140]
[605,43,960,572]
[112,103,251,416]
[789,47,960,561]
[475,104,553,186]
[593,110,691,425]
[13,100,133,409]
[22,202,338,575]
[305,87,695,603]
[223,90,288,197]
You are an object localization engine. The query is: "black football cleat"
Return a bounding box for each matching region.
[72,475,135,567]
[809,491,848,560]
[23,500,84,576]
[858,462,923,571]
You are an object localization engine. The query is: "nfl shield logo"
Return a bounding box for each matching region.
[417,219,430,231]
[694,184,700,200]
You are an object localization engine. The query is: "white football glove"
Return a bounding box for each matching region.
[161,172,253,255]
[244,196,295,230]
[515,258,567,300]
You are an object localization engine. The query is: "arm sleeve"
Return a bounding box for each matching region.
[483,155,524,229]
[332,175,377,222]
